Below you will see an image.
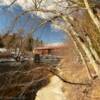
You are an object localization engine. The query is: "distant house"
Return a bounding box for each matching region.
[0,49,12,59]
[0,48,7,53]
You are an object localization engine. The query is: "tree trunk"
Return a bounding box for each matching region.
[83,0,100,33]
[62,16,99,78]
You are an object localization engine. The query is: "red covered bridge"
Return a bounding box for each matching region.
[33,44,66,56]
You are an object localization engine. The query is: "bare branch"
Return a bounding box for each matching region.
[4,0,17,9]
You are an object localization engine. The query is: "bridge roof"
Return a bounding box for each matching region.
[34,44,65,50]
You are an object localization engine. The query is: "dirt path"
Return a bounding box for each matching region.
[35,75,66,100]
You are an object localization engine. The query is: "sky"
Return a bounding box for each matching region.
[0,0,68,44]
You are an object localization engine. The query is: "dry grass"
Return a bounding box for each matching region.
[58,42,100,100]
[0,42,100,100]
[0,62,52,99]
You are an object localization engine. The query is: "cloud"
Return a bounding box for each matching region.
[0,0,66,19]
[0,0,33,9]
[0,0,54,18]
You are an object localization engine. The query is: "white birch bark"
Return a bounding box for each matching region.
[83,0,100,33]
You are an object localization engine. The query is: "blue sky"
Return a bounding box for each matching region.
[0,4,67,44]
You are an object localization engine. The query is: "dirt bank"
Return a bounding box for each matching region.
[35,75,66,100]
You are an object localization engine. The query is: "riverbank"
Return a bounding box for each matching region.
[35,75,66,100]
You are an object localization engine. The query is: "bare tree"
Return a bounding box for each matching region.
[0,0,100,99]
